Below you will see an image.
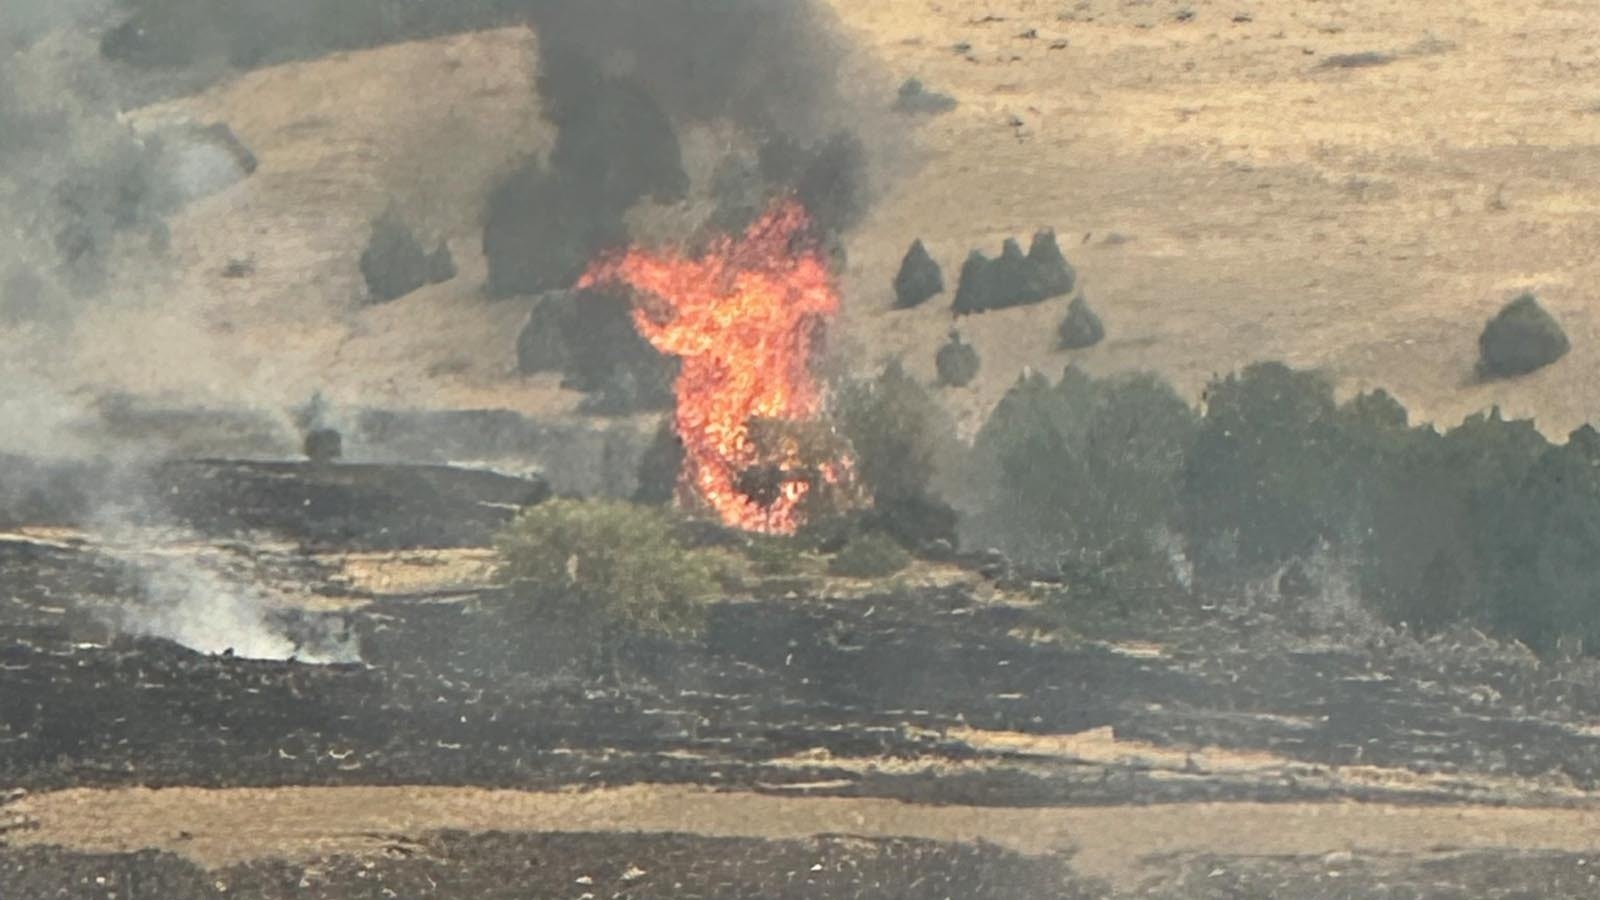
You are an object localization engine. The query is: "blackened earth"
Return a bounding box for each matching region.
[4,461,1600,897]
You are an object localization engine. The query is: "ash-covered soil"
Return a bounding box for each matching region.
[5,530,1600,806]
[5,461,1600,896]
[1,833,1090,900]
[5,822,1599,899]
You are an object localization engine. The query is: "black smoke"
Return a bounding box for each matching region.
[95,1,882,297]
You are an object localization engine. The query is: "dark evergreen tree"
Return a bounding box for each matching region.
[893,239,944,309]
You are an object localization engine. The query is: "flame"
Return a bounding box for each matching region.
[578,199,843,533]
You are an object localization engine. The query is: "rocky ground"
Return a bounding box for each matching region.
[4,460,1600,896]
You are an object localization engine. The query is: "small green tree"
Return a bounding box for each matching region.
[494,500,718,657]
[834,361,962,549]
[1359,407,1544,631]
[1182,363,1359,577]
[962,366,1195,596]
[1480,428,1600,655]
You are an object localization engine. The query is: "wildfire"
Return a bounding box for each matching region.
[578,199,844,533]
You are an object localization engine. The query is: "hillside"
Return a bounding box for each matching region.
[55,0,1600,437]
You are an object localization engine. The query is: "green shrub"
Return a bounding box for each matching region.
[494,500,718,642]
[745,534,814,576]
[828,531,913,579]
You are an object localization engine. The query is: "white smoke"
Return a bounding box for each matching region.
[96,525,362,665]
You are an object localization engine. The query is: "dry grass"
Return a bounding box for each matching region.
[49,1,1600,437]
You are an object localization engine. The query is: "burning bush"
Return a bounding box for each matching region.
[494,500,719,649]
[579,199,845,533]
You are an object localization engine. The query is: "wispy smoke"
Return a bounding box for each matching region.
[104,533,361,664]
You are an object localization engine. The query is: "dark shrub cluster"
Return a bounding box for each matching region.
[516,289,678,415]
[919,352,1600,656]
[360,212,455,304]
[953,230,1075,315]
[935,332,980,388]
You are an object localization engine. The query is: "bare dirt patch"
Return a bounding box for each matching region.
[9,786,1600,891]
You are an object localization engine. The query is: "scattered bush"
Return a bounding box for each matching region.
[633,419,685,506]
[893,239,944,309]
[893,78,957,115]
[360,212,454,304]
[494,500,718,645]
[828,531,912,579]
[952,229,1076,314]
[1477,293,1569,379]
[935,332,980,387]
[1057,293,1105,350]
[302,428,342,463]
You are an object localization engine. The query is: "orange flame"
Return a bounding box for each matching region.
[578,199,841,533]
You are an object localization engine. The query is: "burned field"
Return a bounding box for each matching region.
[4,461,1600,897]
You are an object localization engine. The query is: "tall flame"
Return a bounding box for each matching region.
[578,199,841,533]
